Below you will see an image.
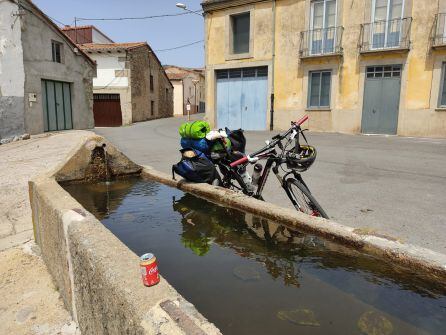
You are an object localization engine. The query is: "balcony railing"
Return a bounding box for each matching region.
[299,26,344,58]
[359,17,412,53]
[432,13,446,48]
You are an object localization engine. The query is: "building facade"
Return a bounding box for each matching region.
[164,65,205,116]
[0,0,95,140]
[203,0,446,137]
[62,26,173,126]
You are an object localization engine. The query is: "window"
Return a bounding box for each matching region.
[310,0,337,54]
[439,63,446,107]
[366,65,401,78]
[371,0,404,48]
[150,75,154,91]
[151,100,155,116]
[51,41,62,63]
[231,12,250,54]
[166,88,168,100]
[308,70,331,108]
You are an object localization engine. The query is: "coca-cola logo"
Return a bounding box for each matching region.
[148,266,158,275]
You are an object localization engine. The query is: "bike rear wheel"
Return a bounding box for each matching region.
[285,178,329,219]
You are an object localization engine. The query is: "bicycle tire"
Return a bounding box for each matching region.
[285,178,329,219]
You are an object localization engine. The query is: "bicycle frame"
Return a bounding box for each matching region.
[216,115,311,198]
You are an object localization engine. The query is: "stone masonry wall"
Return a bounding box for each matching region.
[129,46,173,122]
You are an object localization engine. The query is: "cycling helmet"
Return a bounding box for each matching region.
[285,145,317,172]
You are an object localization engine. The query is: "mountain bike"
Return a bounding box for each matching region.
[211,115,329,219]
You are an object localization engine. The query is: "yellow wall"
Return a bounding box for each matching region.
[204,0,446,138]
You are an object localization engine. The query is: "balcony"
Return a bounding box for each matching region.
[432,13,446,49]
[299,26,344,59]
[359,17,412,53]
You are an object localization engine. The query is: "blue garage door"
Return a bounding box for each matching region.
[216,67,268,130]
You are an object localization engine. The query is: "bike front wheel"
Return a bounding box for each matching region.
[285,179,329,219]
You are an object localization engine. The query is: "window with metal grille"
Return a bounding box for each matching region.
[93,94,120,101]
[308,70,331,108]
[366,65,401,78]
[231,12,250,54]
[51,41,63,63]
[216,67,268,80]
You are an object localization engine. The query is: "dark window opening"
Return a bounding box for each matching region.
[150,75,154,92]
[151,100,155,116]
[52,41,62,63]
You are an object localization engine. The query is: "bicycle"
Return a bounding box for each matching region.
[211,115,329,219]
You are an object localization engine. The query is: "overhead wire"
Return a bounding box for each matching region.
[75,9,202,22]
[154,40,203,52]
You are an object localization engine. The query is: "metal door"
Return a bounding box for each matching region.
[361,65,401,134]
[42,80,73,131]
[216,67,268,130]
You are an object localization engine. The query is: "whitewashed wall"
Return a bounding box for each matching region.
[0,0,26,138]
[89,53,128,88]
[92,29,113,44]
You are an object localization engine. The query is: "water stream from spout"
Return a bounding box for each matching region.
[102,143,111,215]
[102,143,110,185]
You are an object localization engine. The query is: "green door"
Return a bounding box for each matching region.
[42,80,73,131]
[361,65,401,135]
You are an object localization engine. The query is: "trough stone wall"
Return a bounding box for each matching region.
[29,136,221,335]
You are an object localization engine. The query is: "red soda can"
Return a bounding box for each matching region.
[140,253,160,287]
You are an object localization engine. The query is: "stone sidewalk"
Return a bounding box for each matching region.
[0,131,92,335]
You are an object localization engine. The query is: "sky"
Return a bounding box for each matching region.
[33,0,205,68]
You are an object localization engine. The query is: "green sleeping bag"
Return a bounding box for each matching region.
[179,121,211,139]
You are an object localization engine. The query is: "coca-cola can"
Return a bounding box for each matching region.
[140,253,160,287]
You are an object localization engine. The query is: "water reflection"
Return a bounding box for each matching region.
[173,193,319,287]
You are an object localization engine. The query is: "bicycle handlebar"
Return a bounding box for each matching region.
[295,115,308,126]
[229,115,309,168]
[230,155,248,167]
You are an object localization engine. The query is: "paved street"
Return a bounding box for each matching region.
[95,114,446,254]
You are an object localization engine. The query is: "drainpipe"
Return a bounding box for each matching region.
[270,0,276,131]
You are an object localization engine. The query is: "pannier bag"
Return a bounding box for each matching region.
[180,138,211,154]
[226,128,246,153]
[172,148,218,183]
[179,121,210,139]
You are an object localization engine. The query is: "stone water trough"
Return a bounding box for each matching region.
[29,134,446,334]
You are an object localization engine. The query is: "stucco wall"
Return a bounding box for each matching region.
[205,0,446,137]
[91,53,128,88]
[0,0,26,139]
[172,80,184,116]
[20,0,95,135]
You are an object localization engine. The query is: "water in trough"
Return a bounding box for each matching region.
[63,177,446,335]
